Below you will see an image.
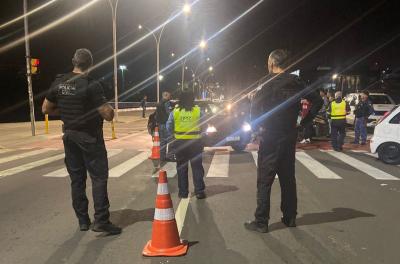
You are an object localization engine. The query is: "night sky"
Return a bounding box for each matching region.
[1,0,399,122]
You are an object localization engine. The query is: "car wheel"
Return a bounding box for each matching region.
[232,143,247,152]
[378,142,400,165]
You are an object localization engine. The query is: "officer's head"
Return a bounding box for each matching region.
[72,48,93,72]
[163,91,172,101]
[178,90,195,111]
[268,49,291,74]
[361,91,369,101]
[335,91,342,100]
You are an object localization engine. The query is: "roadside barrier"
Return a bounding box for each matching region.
[45,114,49,134]
[111,121,117,140]
[149,127,160,160]
[142,170,188,257]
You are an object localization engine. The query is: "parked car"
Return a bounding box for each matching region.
[345,92,396,127]
[370,105,400,165]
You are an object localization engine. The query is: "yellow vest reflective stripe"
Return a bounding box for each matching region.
[174,106,201,140]
[331,101,346,120]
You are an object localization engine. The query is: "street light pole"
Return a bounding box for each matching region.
[181,58,187,91]
[107,0,120,121]
[23,0,36,136]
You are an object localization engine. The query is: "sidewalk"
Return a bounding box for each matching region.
[0,111,153,151]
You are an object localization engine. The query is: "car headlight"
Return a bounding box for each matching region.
[206,126,217,133]
[226,104,232,111]
[242,122,252,132]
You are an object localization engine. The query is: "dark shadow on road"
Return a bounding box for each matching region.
[269,207,375,232]
[150,201,249,264]
[43,229,85,264]
[204,184,239,198]
[110,208,154,228]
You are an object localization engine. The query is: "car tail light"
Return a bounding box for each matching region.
[377,111,390,124]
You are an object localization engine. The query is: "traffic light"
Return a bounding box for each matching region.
[30,58,40,74]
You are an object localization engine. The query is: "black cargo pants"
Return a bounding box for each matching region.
[255,131,298,224]
[63,130,110,225]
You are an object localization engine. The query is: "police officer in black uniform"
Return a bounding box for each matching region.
[42,49,121,235]
[245,49,322,233]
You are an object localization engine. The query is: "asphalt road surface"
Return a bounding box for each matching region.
[0,117,399,263]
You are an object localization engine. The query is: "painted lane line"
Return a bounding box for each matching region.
[109,151,150,178]
[251,151,278,179]
[0,153,64,178]
[0,148,54,165]
[152,162,177,178]
[296,151,342,179]
[43,149,123,178]
[325,150,399,180]
[0,149,14,154]
[206,152,230,178]
[175,197,190,236]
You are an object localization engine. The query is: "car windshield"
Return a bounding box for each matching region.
[369,95,392,104]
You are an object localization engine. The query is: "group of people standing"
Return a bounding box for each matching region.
[300,89,373,151]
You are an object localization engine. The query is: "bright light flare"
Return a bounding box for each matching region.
[208,66,214,72]
[138,24,143,30]
[183,4,191,14]
[158,75,164,81]
[119,65,127,70]
[0,0,101,53]
[199,40,207,49]
[332,74,338,80]
[0,0,60,30]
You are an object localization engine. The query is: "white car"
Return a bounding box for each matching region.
[370,105,400,165]
[345,92,396,127]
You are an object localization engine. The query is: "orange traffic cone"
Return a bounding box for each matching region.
[142,170,188,257]
[149,127,160,160]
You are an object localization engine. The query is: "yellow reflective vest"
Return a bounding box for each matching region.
[173,106,201,140]
[330,100,347,120]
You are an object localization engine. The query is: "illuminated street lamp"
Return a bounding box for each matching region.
[208,66,214,72]
[138,4,192,102]
[158,75,164,81]
[332,74,338,80]
[199,40,207,49]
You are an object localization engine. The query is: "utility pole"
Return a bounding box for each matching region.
[23,0,36,136]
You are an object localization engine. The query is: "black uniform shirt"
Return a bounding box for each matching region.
[46,73,107,134]
[251,73,303,134]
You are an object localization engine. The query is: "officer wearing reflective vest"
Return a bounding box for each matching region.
[166,90,206,199]
[42,49,121,235]
[327,91,350,151]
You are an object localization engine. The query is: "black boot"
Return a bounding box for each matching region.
[244,220,268,233]
[92,222,122,235]
[281,217,296,227]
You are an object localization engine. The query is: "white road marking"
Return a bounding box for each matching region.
[0,153,64,178]
[325,150,399,180]
[251,151,278,179]
[109,151,150,178]
[351,150,379,158]
[175,197,190,235]
[43,149,123,178]
[152,162,177,178]
[206,152,230,177]
[0,148,54,165]
[296,151,342,179]
[0,149,13,154]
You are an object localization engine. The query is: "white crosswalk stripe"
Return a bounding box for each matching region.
[109,151,150,178]
[43,149,123,178]
[0,148,55,165]
[0,149,14,154]
[0,153,64,178]
[296,151,342,179]
[152,162,177,178]
[324,150,399,180]
[206,151,230,178]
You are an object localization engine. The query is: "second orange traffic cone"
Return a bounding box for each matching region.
[149,127,160,160]
[142,170,188,257]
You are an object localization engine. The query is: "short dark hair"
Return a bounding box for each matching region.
[361,90,369,97]
[72,48,93,71]
[269,49,291,69]
[178,90,195,111]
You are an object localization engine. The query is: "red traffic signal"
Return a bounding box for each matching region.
[30,58,40,74]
